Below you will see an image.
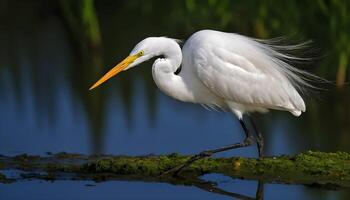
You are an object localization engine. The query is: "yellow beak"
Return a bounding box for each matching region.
[89,54,139,90]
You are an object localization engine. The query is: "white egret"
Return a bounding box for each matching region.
[90,30,319,174]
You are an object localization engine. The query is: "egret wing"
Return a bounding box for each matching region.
[195,45,303,112]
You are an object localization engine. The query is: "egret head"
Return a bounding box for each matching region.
[89,37,158,90]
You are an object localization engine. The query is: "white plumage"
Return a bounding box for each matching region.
[182,30,306,118]
[91,29,318,119]
[149,30,311,119]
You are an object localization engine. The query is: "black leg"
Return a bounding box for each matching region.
[256,179,265,200]
[162,119,255,176]
[249,117,264,157]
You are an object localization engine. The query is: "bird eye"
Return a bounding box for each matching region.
[138,51,144,56]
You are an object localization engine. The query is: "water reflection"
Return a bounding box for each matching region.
[194,176,264,200]
[1,0,350,199]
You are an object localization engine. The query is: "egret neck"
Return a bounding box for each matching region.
[151,38,193,103]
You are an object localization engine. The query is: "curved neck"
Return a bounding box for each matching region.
[153,37,182,70]
[151,38,195,102]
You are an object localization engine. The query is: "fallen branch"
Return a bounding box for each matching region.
[1,151,349,189]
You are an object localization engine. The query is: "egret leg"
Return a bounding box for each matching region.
[249,117,265,157]
[162,119,254,176]
[256,179,265,200]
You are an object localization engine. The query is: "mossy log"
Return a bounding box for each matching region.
[1,151,350,189]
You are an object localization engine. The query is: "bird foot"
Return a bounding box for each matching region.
[160,152,212,177]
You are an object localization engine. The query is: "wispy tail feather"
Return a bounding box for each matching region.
[253,37,330,96]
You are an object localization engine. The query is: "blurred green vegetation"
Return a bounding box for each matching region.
[135,0,350,86]
[66,0,349,86]
[59,0,105,153]
[59,0,349,86]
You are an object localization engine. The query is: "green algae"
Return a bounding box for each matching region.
[231,151,350,187]
[83,155,190,175]
[82,155,225,177]
[294,151,350,177]
[1,151,350,188]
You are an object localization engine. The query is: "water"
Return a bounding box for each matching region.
[0,1,350,199]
